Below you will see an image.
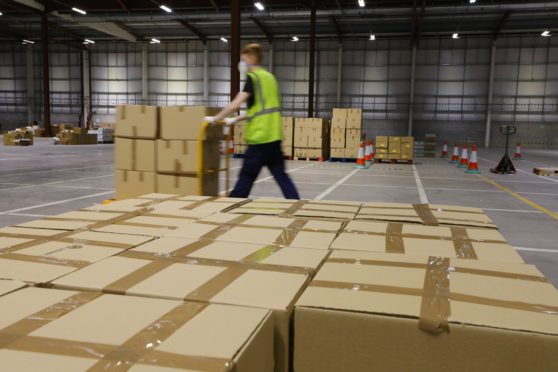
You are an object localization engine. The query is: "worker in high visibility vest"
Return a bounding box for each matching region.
[205,44,300,199]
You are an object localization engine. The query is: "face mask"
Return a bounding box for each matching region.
[238,61,248,79]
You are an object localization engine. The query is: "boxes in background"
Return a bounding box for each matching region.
[157,173,218,196]
[376,153,388,159]
[282,146,292,157]
[294,252,558,372]
[331,148,345,158]
[345,129,361,149]
[376,148,388,154]
[157,139,219,174]
[376,136,389,148]
[115,138,156,172]
[159,106,221,140]
[344,148,358,158]
[294,136,308,148]
[115,105,158,139]
[115,170,156,199]
[3,130,33,146]
[332,108,348,120]
[0,288,274,372]
[402,136,413,143]
[388,136,402,147]
[330,136,345,149]
[331,117,346,130]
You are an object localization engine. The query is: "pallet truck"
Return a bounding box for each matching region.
[490,125,517,175]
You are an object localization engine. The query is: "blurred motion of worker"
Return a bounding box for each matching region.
[204,43,300,199]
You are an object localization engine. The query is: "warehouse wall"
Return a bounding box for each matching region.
[0,36,556,148]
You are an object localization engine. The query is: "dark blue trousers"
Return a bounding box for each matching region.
[229,140,300,199]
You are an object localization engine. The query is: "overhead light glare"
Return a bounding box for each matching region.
[291,36,299,42]
[159,5,172,13]
[22,39,34,44]
[84,39,95,44]
[452,33,459,39]
[254,2,265,11]
[220,37,228,43]
[469,0,476,3]
[150,38,161,44]
[541,30,551,37]
[0,12,3,16]
[72,7,86,15]
[358,0,365,7]
[369,34,375,41]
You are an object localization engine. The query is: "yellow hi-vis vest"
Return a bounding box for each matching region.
[244,67,282,145]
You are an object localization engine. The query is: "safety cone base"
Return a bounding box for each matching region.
[457,164,468,168]
[450,160,459,164]
[354,164,370,169]
[465,169,481,174]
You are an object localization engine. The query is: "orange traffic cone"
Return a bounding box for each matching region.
[457,144,469,168]
[449,143,459,164]
[354,142,368,169]
[364,140,372,165]
[465,144,481,174]
[441,141,448,158]
[514,142,522,160]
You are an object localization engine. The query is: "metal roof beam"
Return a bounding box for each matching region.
[177,19,207,45]
[493,10,512,41]
[251,17,273,43]
[330,15,342,40]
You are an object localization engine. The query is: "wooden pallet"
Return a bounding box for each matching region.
[374,158,413,164]
[293,157,325,162]
[533,167,558,176]
[329,157,357,163]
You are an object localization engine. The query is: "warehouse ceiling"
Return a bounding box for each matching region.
[0,0,557,45]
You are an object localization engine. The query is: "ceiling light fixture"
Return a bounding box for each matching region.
[358,0,365,7]
[220,37,228,43]
[150,38,161,43]
[84,39,95,44]
[22,39,34,44]
[159,5,172,13]
[369,34,376,41]
[0,12,3,16]
[469,0,476,3]
[254,2,265,11]
[291,36,299,42]
[541,30,551,37]
[72,7,86,15]
[452,33,459,39]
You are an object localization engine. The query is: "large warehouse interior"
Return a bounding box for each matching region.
[0,1,558,371]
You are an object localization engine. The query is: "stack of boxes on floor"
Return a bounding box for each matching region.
[3,128,34,146]
[330,108,362,159]
[282,116,294,157]
[294,118,329,159]
[1,195,557,371]
[115,105,222,199]
[424,133,437,157]
[233,123,246,155]
[375,135,414,161]
[56,126,97,145]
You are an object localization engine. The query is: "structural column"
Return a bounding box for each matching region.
[485,41,497,148]
[230,0,240,100]
[26,47,34,124]
[82,49,91,128]
[407,43,417,136]
[141,44,148,103]
[41,8,51,136]
[268,43,274,72]
[203,45,209,104]
[336,42,343,106]
[308,3,316,117]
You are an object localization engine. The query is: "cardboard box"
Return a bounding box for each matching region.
[344,148,358,159]
[376,135,389,148]
[389,136,402,146]
[115,105,158,139]
[52,255,310,372]
[331,117,346,130]
[282,146,293,157]
[157,173,218,196]
[389,147,401,154]
[356,202,497,228]
[330,136,345,149]
[116,170,156,199]
[0,279,25,297]
[345,129,362,149]
[159,106,221,140]
[294,136,308,148]
[402,136,414,143]
[231,200,362,220]
[295,251,558,372]
[0,287,274,372]
[143,197,248,219]
[156,139,219,174]
[115,138,156,172]
[331,148,345,158]
[331,220,523,262]
[376,148,388,154]
[375,153,388,159]
[83,198,157,213]
[332,108,348,120]
[400,152,413,160]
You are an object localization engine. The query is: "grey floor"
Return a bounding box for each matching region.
[1,137,557,286]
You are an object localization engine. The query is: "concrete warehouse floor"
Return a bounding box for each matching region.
[1,137,557,287]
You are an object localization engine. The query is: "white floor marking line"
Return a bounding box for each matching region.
[412,164,429,204]
[315,169,360,200]
[0,191,114,215]
[514,246,558,254]
[483,208,542,214]
[341,183,416,189]
[0,165,112,177]
[517,168,558,184]
[5,212,48,218]
[219,162,315,195]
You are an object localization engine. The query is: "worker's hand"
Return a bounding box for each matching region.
[203,116,216,124]
[224,117,237,125]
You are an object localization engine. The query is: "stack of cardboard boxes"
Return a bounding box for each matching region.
[294,118,329,159]
[3,128,34,146]
[233,124,247,155]
[375,135,414,162]
[56,127,97,145]
[115,105,222,199]
[330,108,363,159]
[282,116,294,157]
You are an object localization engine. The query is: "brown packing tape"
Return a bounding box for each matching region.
[450,227,478,259]
[180,196,220,211]
[275,219,309,246]
[174,174,179,189]
[357,211,497,229]
[385,223,405,254]
[182,140,188,155]
[131,139,137,170]
[174,159,182,174]
[104,259,176,295]
[120,105,126,120]
[362,204,486,215]
[123,170,128,182]
[412,204,440,226]
[242,245,282,264]
[0,252,90,269]
[418,256,451,333]
[185,266,249,302]
[279,200,310,217]
[0,293,232,371]
[326,257,548,283]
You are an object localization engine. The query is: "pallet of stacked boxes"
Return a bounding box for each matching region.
[3,128,33,146]
[329,108,362,160]
[294,118,329,160]
[282,116,294,158]
[375,136,414,164]
[56,126,97,145]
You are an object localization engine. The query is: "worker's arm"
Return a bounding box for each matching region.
[211,92,250,122]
